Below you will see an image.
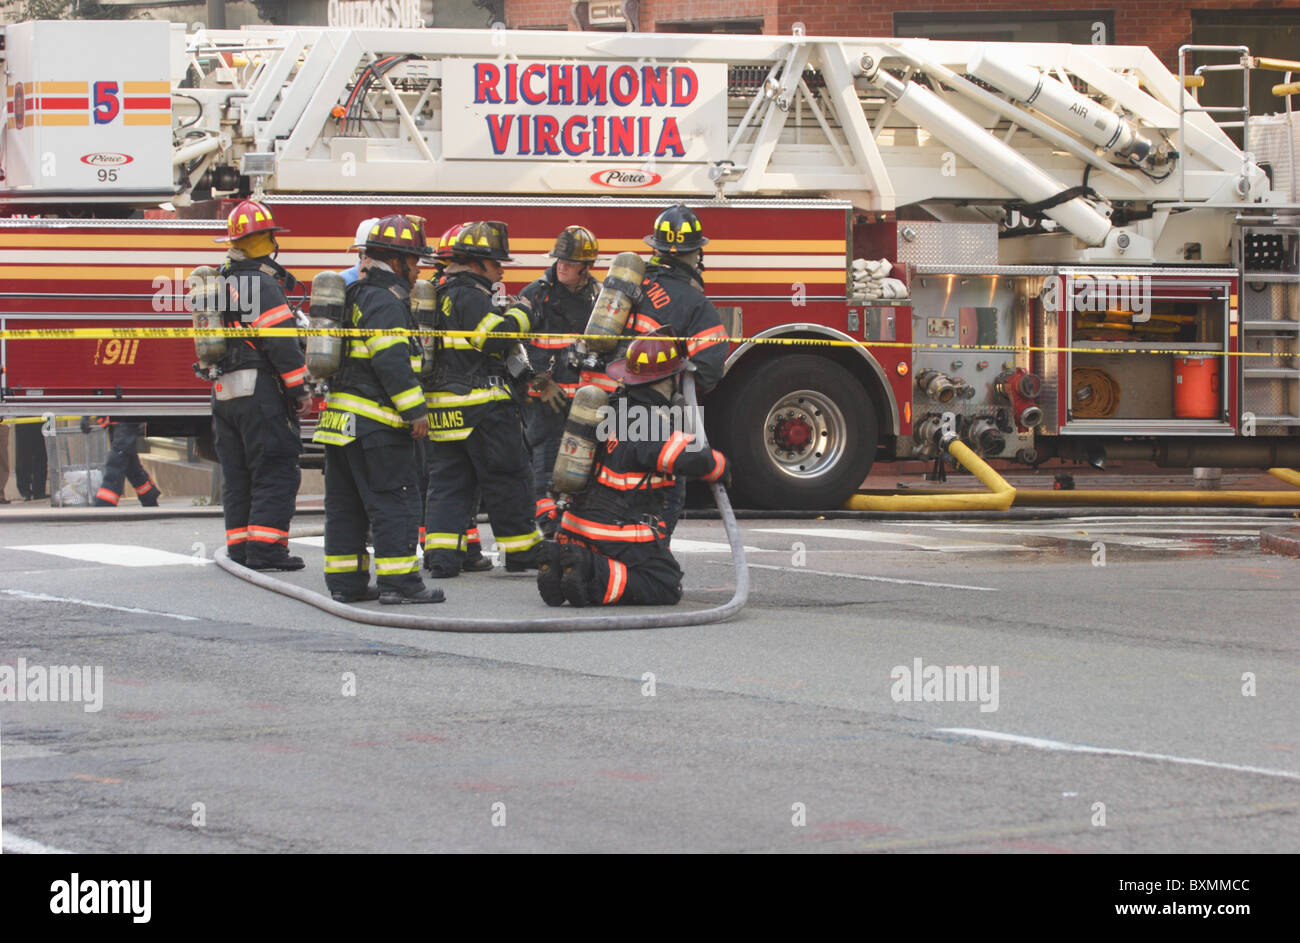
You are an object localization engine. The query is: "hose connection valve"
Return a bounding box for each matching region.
[917,369,966,404]
[994,368,1044,430]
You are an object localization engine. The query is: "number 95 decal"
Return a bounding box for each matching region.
[81,151,134,185]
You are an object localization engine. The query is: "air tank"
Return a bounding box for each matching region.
[584,252,646,353]
[552,385,610,494]
[306,271,348,379]
[410,279,439,374]
[188,266,227,366]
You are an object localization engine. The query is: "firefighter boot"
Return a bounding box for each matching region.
[424,549,462,579]
[246,553,306,572]
[462,554,493,572]
[332,585,381,604]
[462,540,493,572]
[536,540,564,607]
[462,528,492,571]
[380,584,446,605]
[559,543,596,608]
[505,546,544,573]
[136,481,161,507]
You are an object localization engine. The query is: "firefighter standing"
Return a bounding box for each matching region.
[538,332,729,607]
[419,222,492,573]
[210,200,310,570]
[312,215,441,604]
[340,217,380,286]
[521,225,601,532]
[90,418,160,507]
[423,220,543,577]
[13,420,47,501]
[628,204,729,533]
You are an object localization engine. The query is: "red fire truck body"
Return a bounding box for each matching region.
[3,198,915,506]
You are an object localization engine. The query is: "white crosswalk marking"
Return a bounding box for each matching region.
[746,562,996,591]
[919,525,1192,549]
[6,544,211,567]
[668,538,761,554]
[753,527,1032,552]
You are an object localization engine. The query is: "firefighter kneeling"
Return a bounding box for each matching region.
[537,331,729,607]
[313,215,442,605]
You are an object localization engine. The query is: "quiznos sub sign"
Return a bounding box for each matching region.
[327,0,423,28]
[442,60,727,161]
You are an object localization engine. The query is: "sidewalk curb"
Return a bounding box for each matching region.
[1260,526,1300,558]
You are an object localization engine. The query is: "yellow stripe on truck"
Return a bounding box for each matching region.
[0,234,845,254]
[34,81,89,93]
[0,265,847,286]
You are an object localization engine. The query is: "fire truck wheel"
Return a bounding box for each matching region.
[723,355,877,510]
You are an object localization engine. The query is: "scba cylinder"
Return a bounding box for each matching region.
[306,271,348,379]
[967,49,1152,164]
[552,385,610,494]
[188,266,227,366]
[411,279,439,374]
[585,252,646,353]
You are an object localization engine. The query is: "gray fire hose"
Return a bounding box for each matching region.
[214,368,749,632]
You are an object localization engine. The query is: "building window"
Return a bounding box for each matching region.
[1192,10,1300,131]
[894,11,1113,45]
[658,19,764,35]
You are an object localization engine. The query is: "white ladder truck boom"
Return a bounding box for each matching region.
[171,28,1271,257]
[3,22,1298,508]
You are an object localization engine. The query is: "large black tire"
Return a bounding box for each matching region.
[719,356,878,510]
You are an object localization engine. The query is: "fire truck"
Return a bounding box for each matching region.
[3,20,1299,508]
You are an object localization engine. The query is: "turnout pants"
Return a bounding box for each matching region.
[417,438,483,558]
[95,422,158,506]
[425,407,541,569]
[214,373,301,565]
[324,434,423,596]
[14,422,47,499]
[560,528,684,606]
[525,400,566,496]
[526,401,565,530]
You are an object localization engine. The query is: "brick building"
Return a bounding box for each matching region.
[505,3,1300,68]
[506,1,1300,120]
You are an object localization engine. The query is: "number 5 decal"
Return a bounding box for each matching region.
[93,81,120,124]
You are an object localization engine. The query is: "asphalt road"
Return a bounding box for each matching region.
[1,511,1297,853]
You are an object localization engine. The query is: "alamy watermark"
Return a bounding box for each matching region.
[596,399,706,452]
[50,874,150,923]
[890,657,999,712]
[150,267,261,318]
[0,658,104,712]
[1042,274,1153,320]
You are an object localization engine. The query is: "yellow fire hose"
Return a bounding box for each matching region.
[1268,467,1300,488]
[1009,484,1300,507]
[1010,465,1300,506]
[843,435,1016,511]
[842,434,1300,511]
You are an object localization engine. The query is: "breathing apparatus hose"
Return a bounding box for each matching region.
[214,367,749,632]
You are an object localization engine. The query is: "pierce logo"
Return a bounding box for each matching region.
[80,153,134,167]
[590,169,661,189]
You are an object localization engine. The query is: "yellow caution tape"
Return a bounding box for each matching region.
[0,326,1282,358]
